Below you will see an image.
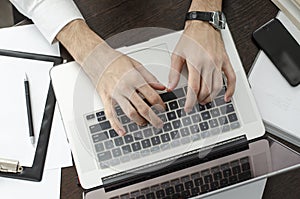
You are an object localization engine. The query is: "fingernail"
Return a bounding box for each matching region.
[225,96,231,102]
[185,107,192,113]
[167,82,175,91]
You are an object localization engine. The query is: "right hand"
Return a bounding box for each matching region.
[87,46,166,136]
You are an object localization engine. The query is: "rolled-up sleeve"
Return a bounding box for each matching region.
[10,0,84,43]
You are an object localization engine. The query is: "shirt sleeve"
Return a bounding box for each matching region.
[10,0,84,43]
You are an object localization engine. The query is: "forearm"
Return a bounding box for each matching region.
[56,19,106,65]
[189,0,222,11]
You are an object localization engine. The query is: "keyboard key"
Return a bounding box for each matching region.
[200,184,210,193]
[96,111,105,118]
[185,181,194,189]
[133,131,143,140]
[156,190,165,198]
[160,143,170,150]
[182,117,192,126]
[220,104,235,114]
[153,127,163,135]
[161,133,171,142]
[176,109,186,118]
[146,192,155,199]
[104,140,114,149]
[143,128,153,138]
[231,122,240,129]
[190,124,200,134]
[217,87,226,97]
[128,123,138,132]
[229,175,238,185]
[158,114,167,122]
[121,115,131,124]
[160,92,177,102]
[122,145,132,154]
[97,151,112,162]
[191,172,200,180]
[171,178,180,186]
[151,136,161,146]
[203,175,213,183]
[223,169,232,177]
[242,163,250,171]
[220,178,229,188]
[221,125,231,132]
[131,191,140,198]
[215,97,226,106]
[191,187,200,196]
[209,119,219,128]
[131,152,140,160]
[150,146,160,153]
[173,88,185,98]
[238,171,252,181]
[228,113,237,122]
[89,124,102,134]
[194,178,204,186]
[197,104,206,112]
[95,143,104,152]
[141,149,151,156]
[86,114,95,120]
[199,122,209,131]
[163,122,172,132]
[99,121,111,130]
[112,148,122,157]
[211,128,220,136]
[161,181,170,189]
[170,130,180,140]
[218,116,229,125]
[124,134,134,143]
[92,132,109,142]
[120,155,131,163]
[141,188,151,195]
[180,127,190,137]
[115,106,124,116]
[171,140,181,148]
[141,139,151,148]
[97,116,106,122]
[201,111,211,120]
[191,114,201,123]
[167,111,177,121]
[131,142,142,151]
[210,108,221,118]
[165,187,175,195]
[178,98,186,107]
[181,137,191,144]
[172,120,182,129]
[201,131,210,138]
[114,137,124,146]
[109,129,118,138]
[169,101,179,110]
[232,166,241,175]
[205,101,214,109]
[175,184,184,192]
[136,196,145,199]
[181,190,191,198]
[210,181,219,190]
[192,134,201,141]
[213,172,222,181]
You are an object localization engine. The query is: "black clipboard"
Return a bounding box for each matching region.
[0,49,63,181]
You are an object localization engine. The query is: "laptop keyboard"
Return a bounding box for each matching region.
[109,157,251,199]
[85,86,240,169]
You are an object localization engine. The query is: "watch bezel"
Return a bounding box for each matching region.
[210,11,226,30]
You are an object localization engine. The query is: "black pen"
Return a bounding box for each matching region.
[24,73,35,145]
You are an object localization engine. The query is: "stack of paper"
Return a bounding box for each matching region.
[248,12,300,147]
[0,25,72,199]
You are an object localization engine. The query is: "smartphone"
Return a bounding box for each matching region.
[253,18,300,86]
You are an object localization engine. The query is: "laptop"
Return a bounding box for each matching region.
[50,26,265,196]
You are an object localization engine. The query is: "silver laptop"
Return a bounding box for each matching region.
[50,26,265,194]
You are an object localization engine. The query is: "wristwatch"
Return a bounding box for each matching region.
[185,11,226,30]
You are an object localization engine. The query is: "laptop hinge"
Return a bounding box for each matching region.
[102,135,248,192]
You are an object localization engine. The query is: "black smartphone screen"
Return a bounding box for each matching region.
[253,18,300,86]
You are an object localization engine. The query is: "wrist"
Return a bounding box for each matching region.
[189,0,222,12]
[56,19,107,65]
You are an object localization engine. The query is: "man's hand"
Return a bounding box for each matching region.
[57,20,165,136]
[168,0,236,113]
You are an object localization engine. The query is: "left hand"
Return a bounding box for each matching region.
[168,20,236,113]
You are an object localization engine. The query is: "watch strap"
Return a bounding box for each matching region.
[185,11,212,22]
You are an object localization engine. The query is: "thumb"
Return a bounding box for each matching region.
[168,53,185,91]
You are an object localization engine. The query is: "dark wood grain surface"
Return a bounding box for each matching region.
[61,0,300,198]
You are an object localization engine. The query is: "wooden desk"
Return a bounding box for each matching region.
[60,0,300,198]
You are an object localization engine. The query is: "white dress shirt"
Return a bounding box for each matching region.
[10,0,84,43]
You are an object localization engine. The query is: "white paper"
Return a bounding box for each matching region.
[248,12,300,143]
[0,168,61,199]
[0,24,72,169]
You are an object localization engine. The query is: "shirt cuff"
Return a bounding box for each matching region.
[30,0,84,44]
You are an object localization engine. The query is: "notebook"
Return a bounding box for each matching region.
[50,25,265,192]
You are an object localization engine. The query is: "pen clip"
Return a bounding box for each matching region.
[0,158,23,173]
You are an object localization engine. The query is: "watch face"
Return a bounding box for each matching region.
[211,11,226,30]
[191,12,197,19]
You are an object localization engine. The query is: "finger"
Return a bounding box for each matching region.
[117,95,147,127]
[131,59,166,90]
[102,97,126,136]
[137,84,166,110]
[222,55,236,102]
[201,69,223,104]
[130,92,164,129]
[168,53,185,91]
[197,64,214,104]
[184,62,200,112]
